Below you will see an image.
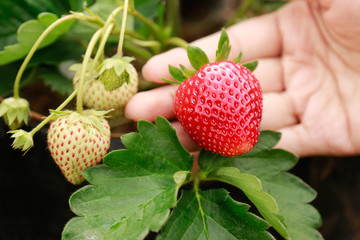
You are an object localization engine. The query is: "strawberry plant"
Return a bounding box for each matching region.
[0,0,326,239]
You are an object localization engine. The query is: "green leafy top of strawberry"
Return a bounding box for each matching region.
[97,55,135,91]
[8,129,34,153]
[0,97,30,130]
[49,109,112,132]
[163,29,258,84]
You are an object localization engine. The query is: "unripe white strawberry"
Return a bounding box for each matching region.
[73,61,138,127]
[47,110,111,184]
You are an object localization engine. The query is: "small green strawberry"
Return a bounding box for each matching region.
[166,29,262,156]
[47,110,111,184]
[0,97,30,130]
[97,56,136,91]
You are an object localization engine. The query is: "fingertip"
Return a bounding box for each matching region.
[171,121,200,152]
[124,85,178,122]
[141,48,189,83]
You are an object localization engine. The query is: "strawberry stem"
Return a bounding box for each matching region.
[90,22,115,73]
[117,0,130,57]
[97,6,124,63]
[76,28,103,114]
[166,37,188,49]
[13,14,76,99]
[12,13,103,100]
[129,9,163,44]
[165,0,180,37]
[29,89,78,136]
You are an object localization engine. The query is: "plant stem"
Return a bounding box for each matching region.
[123,41,153,60]
[166,37,188,49]
[90,23,115,73]
[129,9,162,43]
[193,169,210,239]
[166,0,180,36]
[29,89,78,136]
[76,28,103,114]
[99,6,124,62]
[12,14,79,99]
[117,0,130,57]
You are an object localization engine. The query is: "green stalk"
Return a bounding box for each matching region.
[102,6,124,35]
[117,0,130,57]
[166,37,188,49]
[166,0,180,36]
[12,13,91,99]
[29,89,78,136]
[76,28,103,114]
[99,6,124,62]
[123,41,153,60]
[193,170,210,239]
[90,23,115,73]
[129,9,162,43]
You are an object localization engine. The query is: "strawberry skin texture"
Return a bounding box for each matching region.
[47,114,111,184]
[174,61,263,156]
[74,64,138,121]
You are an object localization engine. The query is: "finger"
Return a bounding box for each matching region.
[171,121,200,152]
[276,124,352,158]
[125,85,177,122]
[261,92,298,130]
[253,58,284,92]
[275,125,310,157]
[142,12,281,83]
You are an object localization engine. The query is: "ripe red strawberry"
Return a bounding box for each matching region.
[47,110,111,184]
[167,29,263,156]
[174,61,262,156]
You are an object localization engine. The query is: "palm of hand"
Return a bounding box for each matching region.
[269,1,360,156]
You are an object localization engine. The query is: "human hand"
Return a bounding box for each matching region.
[125,0,360,157]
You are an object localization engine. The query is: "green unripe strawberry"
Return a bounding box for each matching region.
[0,97,30,130]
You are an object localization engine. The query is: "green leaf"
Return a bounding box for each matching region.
[0,12,75,65]
[199,130,323,240]
[168,65,187,83]
[40,67,74,95]
[249,130,281,154]
[157,188,274,240]
[65,0,135,43]
[62,116,194,239]
[179,64,196,78]
[232,52,242,64]
[186,45,209,70]
[0,0,82,50]
[215,29,231,62]
[243,60,258,72]
[161,77,181,85]
[29,40,83,66]
[208,167,288,239]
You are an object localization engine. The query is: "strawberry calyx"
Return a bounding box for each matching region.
[49,109,112,132]
[0,97,30,130]
[97,55,135,91]
[162,28,259,84]
[8,129,34,153]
